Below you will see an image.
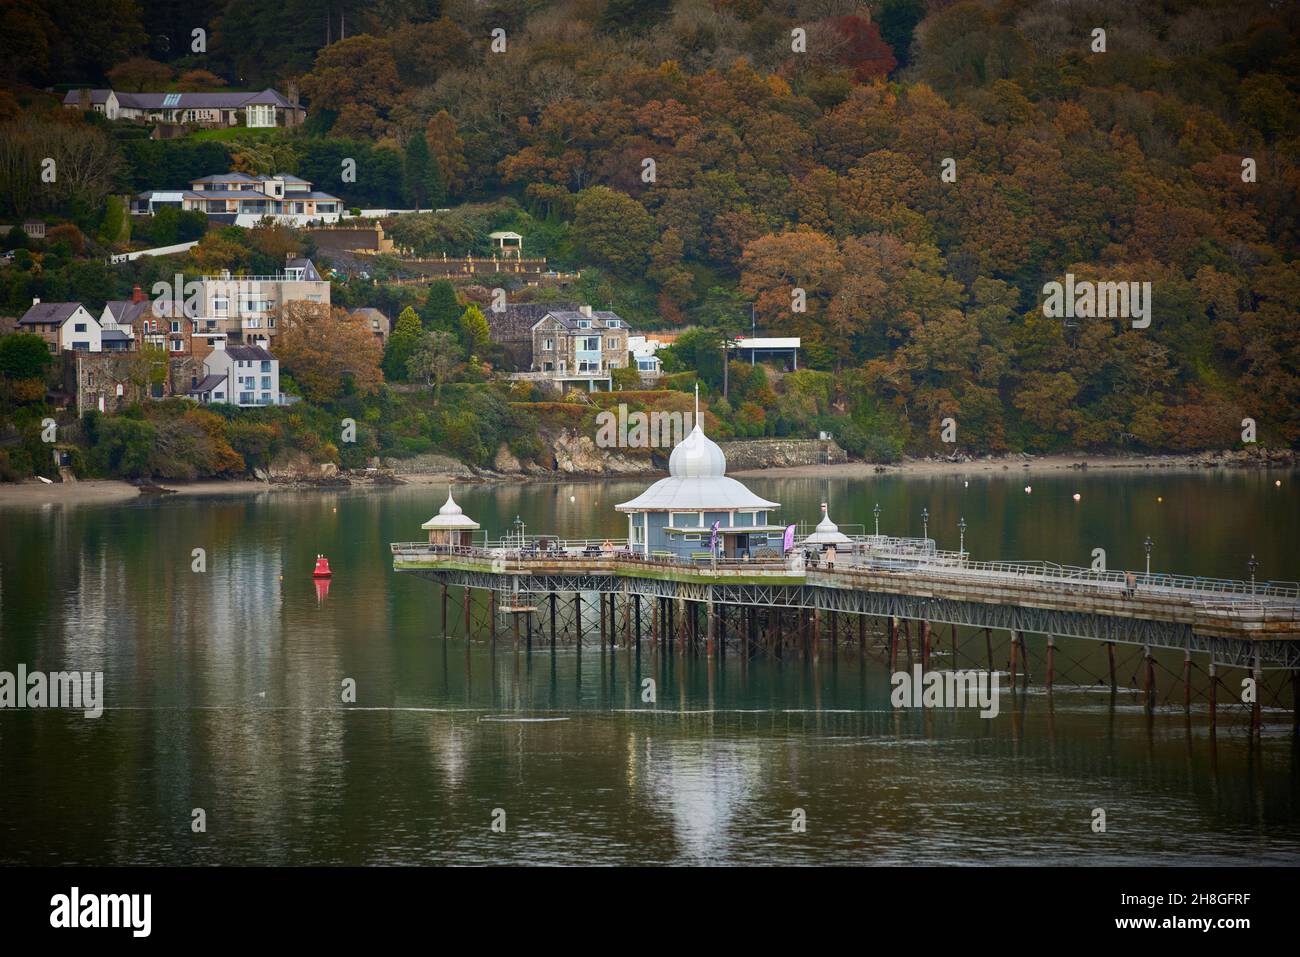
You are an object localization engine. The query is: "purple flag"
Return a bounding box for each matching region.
[710,520,720,554]
[783,524,796,553]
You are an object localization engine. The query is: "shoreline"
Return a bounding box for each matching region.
[0,453,1293,506]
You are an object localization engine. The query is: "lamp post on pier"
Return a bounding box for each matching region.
[873,503,881,537]
[921,507,929,541]
[1248,554,1258,595]
[1143,536,1153,578]
[958,517,967,556]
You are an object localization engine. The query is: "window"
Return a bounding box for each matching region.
[606,319,621,328]
[683,533,702,543]
[542,338,554,351]
[170,321,180,333]
[579,336,600,351]
[576,319,591,329]
[213,297,229,314]
[261,360,271,372]
[74,323,86,332]
[607,338,619,349]
[671,512,703,527]
[261,376,271,389]
[171,340,183,352]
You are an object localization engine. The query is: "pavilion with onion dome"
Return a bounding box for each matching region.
[801,502,852,552]
[422,488,480,549]
[615,398,784,560]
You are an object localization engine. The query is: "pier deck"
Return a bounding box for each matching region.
[392,542,1300,668]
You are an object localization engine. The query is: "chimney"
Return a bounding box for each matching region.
[580,305,592,317]
[131,285,145,303]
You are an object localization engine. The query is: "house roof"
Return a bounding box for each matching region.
[187,374,227,394]
[103,300,151,326]
[100,329,133,342]
[285,259,323,281]
[64,88,295,111]
[485,302,578,342]
[19,302,85,326]
[543,309,625,331]
[223,346,274,361]
[421,490,481,530]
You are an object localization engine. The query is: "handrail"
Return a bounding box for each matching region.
[390,540,1300,607]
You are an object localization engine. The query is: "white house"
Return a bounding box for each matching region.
[17,301,100,354]
[185,342,282,407]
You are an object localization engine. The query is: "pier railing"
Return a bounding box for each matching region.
[391,539,1299,609]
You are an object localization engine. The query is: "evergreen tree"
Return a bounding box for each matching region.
[403,133,445,212]
[459,304,490,359]
[383,307,423,380]
[419,280,462,332]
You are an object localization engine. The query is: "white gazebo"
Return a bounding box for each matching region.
[422,489,480,548]
[802,502,852,550]
[488,231,523,258]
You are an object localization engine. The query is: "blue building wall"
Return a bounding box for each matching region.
[626,509,781,560]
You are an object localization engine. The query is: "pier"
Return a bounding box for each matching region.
[392,414,1300,734]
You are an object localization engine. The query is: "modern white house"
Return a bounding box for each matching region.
[187,258,330,349]
[184,342,283,407]
[615,394,784,560]
[627,334,664,380]
[727,336,801,369]
[15,300,137,354]
[133,172,343,226]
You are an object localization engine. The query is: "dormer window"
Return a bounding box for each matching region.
[606,319,620,328]
[576,319,591,329]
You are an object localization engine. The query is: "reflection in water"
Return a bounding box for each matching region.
[0,473,1296,865]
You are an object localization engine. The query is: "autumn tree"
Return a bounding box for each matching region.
[106,57,172,92]
[299,35,402,139]
[276,303,384,404]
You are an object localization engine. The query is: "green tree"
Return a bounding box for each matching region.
[573,186,657,276]
[383,306,423,381]
[419,279,462,332]
[406,330,462,402]
[100,195,130,249]
[403,132,445,211]
[0,333,53,380]
[459,304,490,358]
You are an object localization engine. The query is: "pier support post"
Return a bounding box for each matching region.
[1106,642,1117,692]
[888,617,898,672]
[441,583,448,636]
[1143,645,1154,710]
[1046,636,1055,693]
[706,599,715,659]
[1183,650,1192,713]
[1251,653,1263,739]
[573,593,583,647]
[463,587,471,638]
[858,615,866,652]
[652,596,660,648]
[1209,662,1218,732]
[550,592,557,649]
[921,621,930,673]
[634,594,642,653]
[985,628,993,674]
[1008,631,1018,688]
[489,590,497,646]
[599,592,607,648]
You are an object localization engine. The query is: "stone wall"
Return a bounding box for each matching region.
[718,438,847,471]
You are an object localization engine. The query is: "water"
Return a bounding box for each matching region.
[1,469,1297,865]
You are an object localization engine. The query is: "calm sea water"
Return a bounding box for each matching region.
[0,469,1297,865]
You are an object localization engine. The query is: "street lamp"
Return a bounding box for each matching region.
[958,517,967,556]
[873,503,881,537]
[1248,554,1258,594]
[1143,536,1153,577]
[921,507,929,540]
[513,514,525,546]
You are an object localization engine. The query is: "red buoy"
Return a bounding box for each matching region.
[312,555,332,578]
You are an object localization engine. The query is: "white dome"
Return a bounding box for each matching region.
[803,503,851,546]
[668,422,727,479]
[422,489,480,530]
